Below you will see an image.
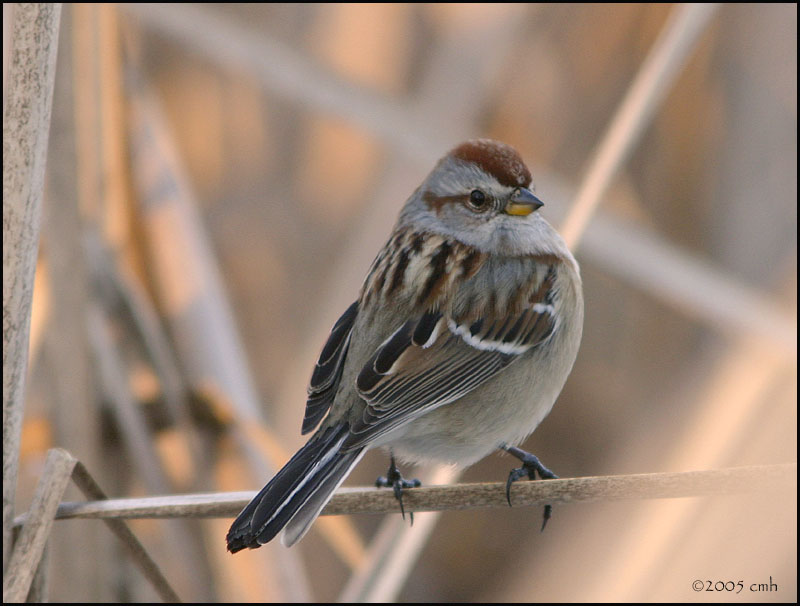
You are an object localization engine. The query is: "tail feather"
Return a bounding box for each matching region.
[226,424,363,552]
[282,448,365,546]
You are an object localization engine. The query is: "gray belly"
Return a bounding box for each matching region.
[376,323,579,467]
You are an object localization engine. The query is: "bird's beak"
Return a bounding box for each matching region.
[505,188,544,216]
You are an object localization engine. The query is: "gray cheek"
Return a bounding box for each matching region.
[439,206,497,243]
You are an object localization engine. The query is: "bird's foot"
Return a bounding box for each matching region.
[375,455,421,524]
[500,444,558,531]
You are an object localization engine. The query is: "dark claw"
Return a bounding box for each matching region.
[542,504,552,532]
[375,456,420,524]
[500,444,558,531]
[505,466,528,506]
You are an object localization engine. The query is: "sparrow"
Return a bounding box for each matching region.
[227,139,583,551]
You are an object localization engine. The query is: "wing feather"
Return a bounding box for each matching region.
[342,299,557,450]
[302,301,359,434]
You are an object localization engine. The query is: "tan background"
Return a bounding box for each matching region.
[9,3,796,602]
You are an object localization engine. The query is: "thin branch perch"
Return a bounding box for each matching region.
[14,463,795,524]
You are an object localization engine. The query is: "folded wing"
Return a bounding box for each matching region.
[302,301,359,434]
[343,300,557,450]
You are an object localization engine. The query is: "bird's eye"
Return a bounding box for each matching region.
[467,189,489,211]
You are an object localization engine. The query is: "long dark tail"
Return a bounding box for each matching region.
[227,424,364,552]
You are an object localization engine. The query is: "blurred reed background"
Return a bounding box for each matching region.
[5,3,796,602]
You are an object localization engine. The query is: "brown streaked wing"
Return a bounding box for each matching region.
[341,296,558,450]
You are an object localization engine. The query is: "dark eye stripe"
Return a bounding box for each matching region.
[422,191,492,214]
[422,191,465,213]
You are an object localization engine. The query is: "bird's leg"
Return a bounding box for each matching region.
[500,443,558,531]
[375,454,421,524]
